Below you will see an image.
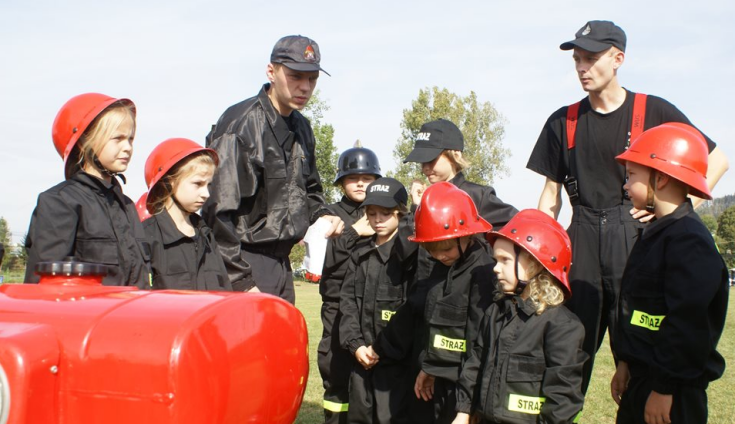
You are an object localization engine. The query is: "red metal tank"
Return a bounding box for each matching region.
[0,259,308,423]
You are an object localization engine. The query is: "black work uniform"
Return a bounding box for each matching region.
[143,209,232,291]
[613,202,728,424]
[203,83,332,302]
[374,238,496,424]
[450,172,518,230]
[456,296,586,423]
[318,196,366,421]
[340,233,416,424]
[24,172,151,287]
[526,89,717,392]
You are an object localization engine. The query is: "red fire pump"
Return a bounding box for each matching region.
[0,259,309,423]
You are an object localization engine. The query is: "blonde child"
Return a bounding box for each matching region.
[453,208,586,424]
[25,93,150,287]
[140,138,231,291]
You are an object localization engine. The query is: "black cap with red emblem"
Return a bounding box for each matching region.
[270,35,330,76]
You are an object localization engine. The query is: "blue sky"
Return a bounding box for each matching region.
[1,0,734,245]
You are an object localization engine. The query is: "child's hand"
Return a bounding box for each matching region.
[610,360,630,405]
[410,181,426,205]
[247,285,261,293]
[365,345,379,361]
[414,370,435,401]
[355,346,378,370]
[644,391,672,424]
[451,413,470,424]
[630,207,655,223]
[323,215,345,238]
[352,215,375,237]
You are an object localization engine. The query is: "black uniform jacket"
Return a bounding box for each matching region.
[25,172,151,288]
[373,238,496,382]
[143,209,232,291]
[450,172,518,229]
[202,83,331,288]
[339,233,418,357]
[456,296,586,423]
[614,201,728,394]
[320,196,364,301]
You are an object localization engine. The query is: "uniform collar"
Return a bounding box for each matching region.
[72,172,126,204]
[156,209,204,245]
[449,172,467,187]
[641,200,694,240]
[337,196,362,215]
[258,83,296,147]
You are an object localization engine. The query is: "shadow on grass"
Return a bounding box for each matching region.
[294,400,323,424]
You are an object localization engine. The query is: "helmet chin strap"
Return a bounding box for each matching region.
[93,155,126,183]
[645,170,657,213]
[513,245,529,296]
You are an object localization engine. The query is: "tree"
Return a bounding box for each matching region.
[302,90,339,204]
[0,217,11,272]
[699,214,718,235]
[389,87,510,193]
[716,205,735,268]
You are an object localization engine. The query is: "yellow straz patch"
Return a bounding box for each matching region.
[508,394,545,415]
[631,310,665,331]
[381,310,396,321]
[432,335,466,352]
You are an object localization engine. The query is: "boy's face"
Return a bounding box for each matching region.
[366,205,399,239]
[342,174,376,203]
[623,161,652,211]
[421,153,456,184]
[426,237,470,267]
[266,64,319,116]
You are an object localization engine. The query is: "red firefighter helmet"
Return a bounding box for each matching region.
[143,138,219,212]
[615,122,712,200]
[486,209,572,297]
[409,181,492,242]
[52,93,135,168]
[135,193,152,222]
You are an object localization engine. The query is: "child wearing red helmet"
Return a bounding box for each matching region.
[451,209,586,424]
[139,138,231,291]
[372,182,497,423]
[611,123,728,424]
[24,93,150,287]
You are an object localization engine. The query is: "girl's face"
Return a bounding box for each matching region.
[426,237,470,267]
[171,163,215,214]
[622,161,652,211]
[342,174,376,203]
[366,205,399,242]
[94,114,135,176]
[421,153,456,184]
[492,238,532,295]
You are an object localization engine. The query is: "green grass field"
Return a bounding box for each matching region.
[293,281,735,423]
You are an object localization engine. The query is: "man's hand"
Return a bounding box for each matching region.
[451,413,471,424]
[644,390,672,424]
[322,215,345,238]
[610,361,630,406]
[355,346,379,370]
[414,370,435,401]
[630,207,655,223]
[351,215,375,237]
[410,180,426,206]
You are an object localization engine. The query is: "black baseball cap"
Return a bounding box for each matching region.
[560,20,626,53]
[404,119,464,164]
[363,178,408,209]
[270,35,330,76]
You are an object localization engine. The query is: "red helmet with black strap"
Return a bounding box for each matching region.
[409,181,492,242]
[486,209,572,298]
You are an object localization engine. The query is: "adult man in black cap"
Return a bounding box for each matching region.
[203,35,344,304]
[526,20,729,393]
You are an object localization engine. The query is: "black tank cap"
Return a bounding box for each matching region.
[35,257,108,277]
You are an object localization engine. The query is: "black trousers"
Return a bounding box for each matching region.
[347,360,411,424]
[407,376,458,424]
[565,204,644,393]
[241,249,295,304]
[318,300,353,423]
[616,376,708,423]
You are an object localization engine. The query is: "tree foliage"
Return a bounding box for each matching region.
[302,90,339,204]
[389,87,510,190]
[716,205,735,268]
[699,214,718,235]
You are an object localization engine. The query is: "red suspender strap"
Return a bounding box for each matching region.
[566,102,580,150]
[630,93,648,143]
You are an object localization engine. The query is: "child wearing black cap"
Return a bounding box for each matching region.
[339,177,415,424]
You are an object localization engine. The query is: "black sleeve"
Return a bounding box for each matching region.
[645,95,717,152]
[538,310,587,424]
[372,284,420,361]
[476,185,518,229]
[322,225,361,279]
[456,311,492,413]
[201,130,256,291]
[339,253,366,355]
[527,107,569,183]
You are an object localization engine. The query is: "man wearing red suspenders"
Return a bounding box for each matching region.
[526,20,729,394]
